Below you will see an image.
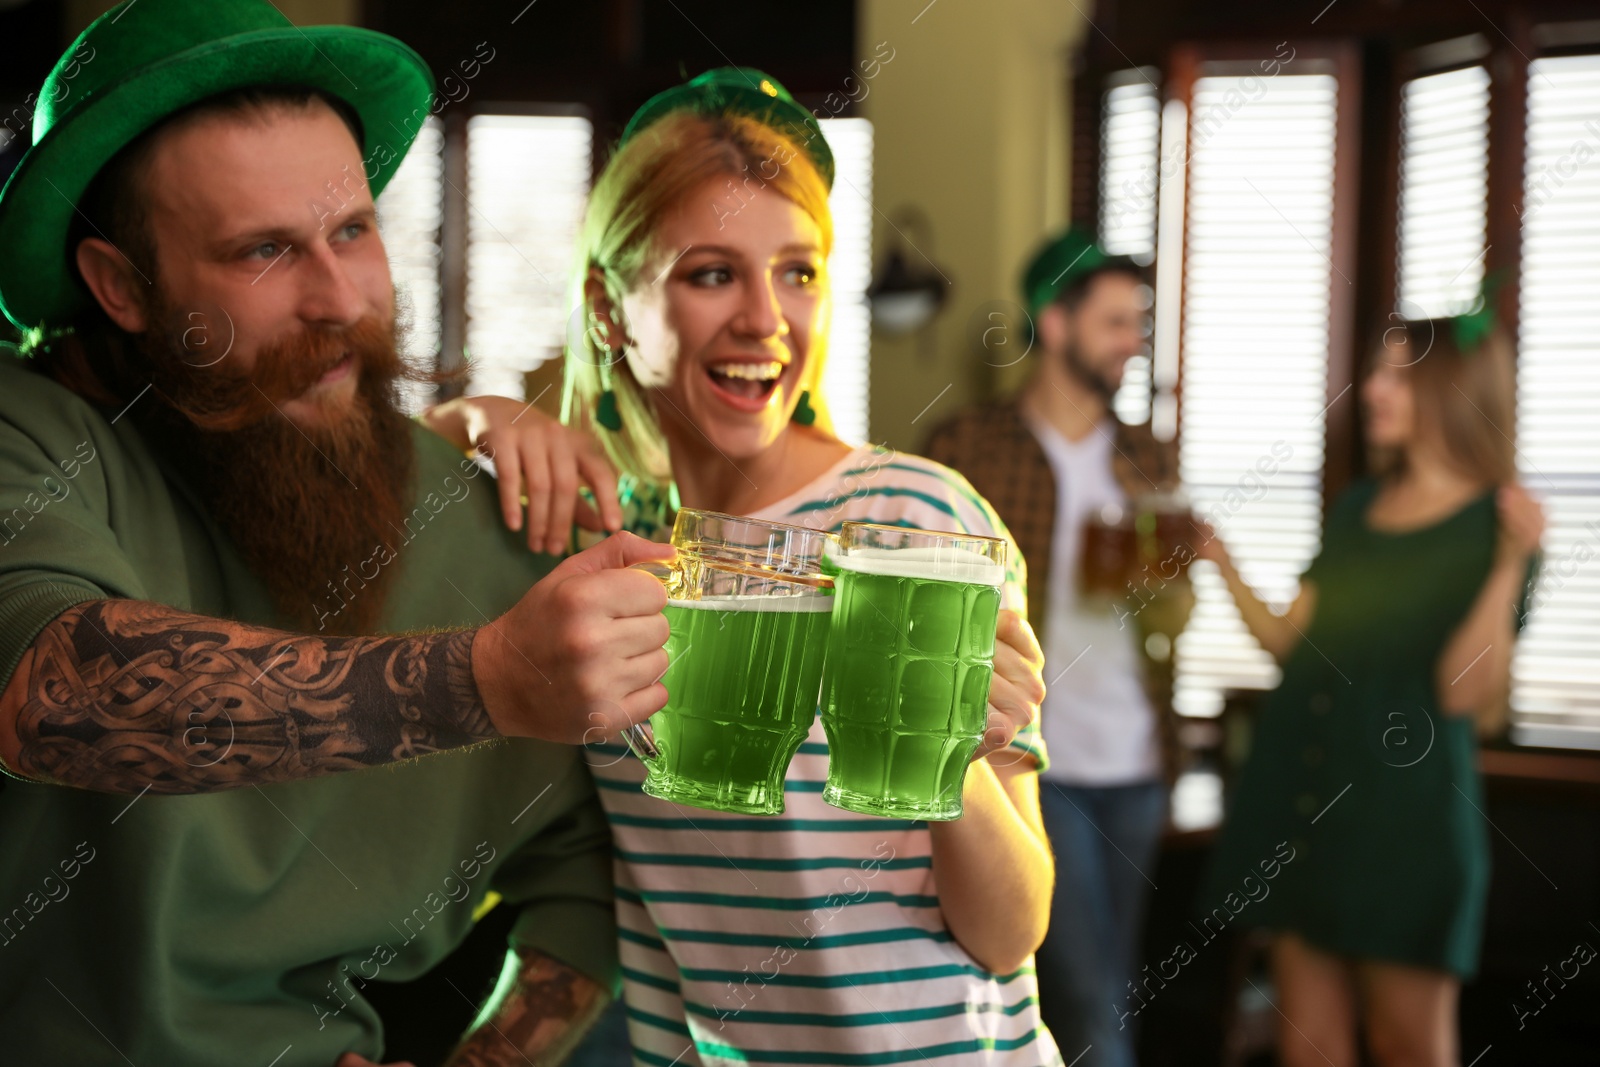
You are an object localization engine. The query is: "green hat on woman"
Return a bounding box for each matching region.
[620,66,835,190]
[1020,227,1116,316]
[0,0,435,332]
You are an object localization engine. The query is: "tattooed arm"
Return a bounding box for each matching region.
[0,598,494,794]
[0,532,674,795]
[442,948,611,1066]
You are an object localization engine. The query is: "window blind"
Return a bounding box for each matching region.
[819,117,873,445]
[1099,70,1162,429]
[1396,65,1491,318]
[1100,71,1163,260]
[463,114,593,401]
[1174,68,1342,717]
[1511,53,1600,750]
[375,117,444,415]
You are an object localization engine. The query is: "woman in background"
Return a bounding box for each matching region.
[433,69,1060,1065]
[1196,316,1543,1067]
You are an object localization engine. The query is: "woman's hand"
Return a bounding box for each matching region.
[1437,484,1545,719]
[1496,483,1545,566]
[420,395,622,555]
[1187,516,1314,661]
[974,609,1045,762]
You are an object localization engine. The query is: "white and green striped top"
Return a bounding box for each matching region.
[586,444,1062,1066]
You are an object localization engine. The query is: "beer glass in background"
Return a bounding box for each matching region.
[627,510,835,815]
[1078,489,1197,602]
[1079,503,1136,598]
[1135,486,1197,577]
[820,522,1007,821]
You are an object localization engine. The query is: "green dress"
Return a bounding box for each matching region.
[1202,478,1534,977]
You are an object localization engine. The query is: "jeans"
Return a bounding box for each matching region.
[1036,779,1167,1067]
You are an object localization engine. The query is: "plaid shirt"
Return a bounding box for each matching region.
[923,398,1187,782]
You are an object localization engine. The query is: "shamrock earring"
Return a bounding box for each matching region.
[791,389,817,426]
[591,308,627,432]
[596,362,623,432]
[596,388,623,432]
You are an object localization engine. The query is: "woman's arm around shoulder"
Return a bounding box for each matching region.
[419,395,621,555]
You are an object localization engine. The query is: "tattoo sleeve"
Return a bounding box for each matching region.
[1,598,497,794]
[445,948,610,1067]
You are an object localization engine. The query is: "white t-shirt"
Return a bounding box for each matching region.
[1027,414,1161,786]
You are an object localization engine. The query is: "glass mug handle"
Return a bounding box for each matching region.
[621,721,661,762]
[620,559,676,763]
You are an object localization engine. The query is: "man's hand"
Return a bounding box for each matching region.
[974,609,1046,762]
[334,1055,414,1067]
[420,396,622,555]
[1135,576,1196,644]
[473,531,675,743]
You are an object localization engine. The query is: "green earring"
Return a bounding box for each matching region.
[792,389,816,426]
[596,388,623,431]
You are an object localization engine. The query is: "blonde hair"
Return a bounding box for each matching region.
[560,109,836,489]
[1367,319,1517,487]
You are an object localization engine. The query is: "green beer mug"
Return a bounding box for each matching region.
[820,522,1007,821]
[625,510,836,816]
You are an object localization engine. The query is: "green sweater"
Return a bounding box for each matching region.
[0,352,615,1065]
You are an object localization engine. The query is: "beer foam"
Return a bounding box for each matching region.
[827,546,1004,586]
[666,594,834,613]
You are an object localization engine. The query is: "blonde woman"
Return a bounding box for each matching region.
[1196,317,1544,1067]
[433,69,1060,1065]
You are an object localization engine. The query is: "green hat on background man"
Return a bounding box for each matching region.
[621,66,836,190]
[0,0,435,333]
[1020,226,1117,317]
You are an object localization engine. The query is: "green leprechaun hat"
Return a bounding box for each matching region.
[0,0,435,332]
[1020,227,1117,317]
[620,66,835,190]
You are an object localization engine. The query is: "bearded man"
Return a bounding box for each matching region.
[0,1,671,1063]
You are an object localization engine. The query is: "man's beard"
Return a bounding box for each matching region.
[129,298,421,636]
[1061,338,1121,406]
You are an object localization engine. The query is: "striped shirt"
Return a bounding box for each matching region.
[586,444,1062,1066]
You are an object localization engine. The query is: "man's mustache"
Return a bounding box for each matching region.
[152,314,400,433]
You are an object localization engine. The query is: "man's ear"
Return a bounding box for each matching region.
[1035,302,1073,354]
[75,237,151,333]
[582,269,631,353]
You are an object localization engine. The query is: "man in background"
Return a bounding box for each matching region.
[925,228,1192,1066]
